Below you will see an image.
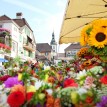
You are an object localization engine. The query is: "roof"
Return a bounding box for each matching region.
[36,55,48,60]
[59,0,107,44]
[64,43,82,51]
[0,15,11,21]
[13,18,33,31]
[36,43,52,52]
[0,15,33,31]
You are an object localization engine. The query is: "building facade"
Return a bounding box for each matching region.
[64,43,82,58]
[0,13,36,61]
[36,43,52,62]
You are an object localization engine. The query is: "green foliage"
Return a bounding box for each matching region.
[22,72,30,82]
[57,87,76,107]
[86,27,93,35]
[13,56,23,65]
[95,85,107,103]
[80,93,87,101]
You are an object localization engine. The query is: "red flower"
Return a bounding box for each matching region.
[26,92,34,101]
[66,67,70,71]
[63,78,78,88]
[7,91,25,107]
[0,75,11,81]
[100,75,107,84]
[85,96,93,103]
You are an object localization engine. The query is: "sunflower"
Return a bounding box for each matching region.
[80,24,92,46]
[88,27,107,48]
[83,60,92,67]
[77,47,89,58]
[92,19,107,29]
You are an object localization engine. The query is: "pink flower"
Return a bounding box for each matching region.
[84,76,94,89]
[0,28,10,33]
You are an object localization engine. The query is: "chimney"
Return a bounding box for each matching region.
[16,12,23,19]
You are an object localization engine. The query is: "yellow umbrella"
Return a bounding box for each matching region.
[59,0,107,44]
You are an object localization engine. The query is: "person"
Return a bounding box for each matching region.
[0,65,4,75]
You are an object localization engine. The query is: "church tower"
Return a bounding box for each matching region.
[50,32,57,53]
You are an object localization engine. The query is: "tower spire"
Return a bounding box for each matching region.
[50,31,56,45]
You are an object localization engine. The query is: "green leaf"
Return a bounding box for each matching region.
[80,93,87,101]
[86,27,93,35]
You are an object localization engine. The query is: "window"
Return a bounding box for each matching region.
[0,25,2,28]
[71,50,77,55]
[5,37,10,46]
[67,52,71,57]
[53,49,55,52]
[24,50,26,56]
[19,35,22,42]
[23,38,27,44]
[52,45,55,49]
[12,41,17,52]
[45,52,48,56]
[28,51,32,57]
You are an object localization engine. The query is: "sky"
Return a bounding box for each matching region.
[0,0,69,53]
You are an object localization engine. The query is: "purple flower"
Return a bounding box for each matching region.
[97,95,107,107]
[4,76,23,88]
[97,102,104,107]
[101,96,107,105]
[36,103,46,107]
[58,71,62,74]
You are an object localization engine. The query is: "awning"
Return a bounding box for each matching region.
[0,58,8,62]
[59,0,107,44]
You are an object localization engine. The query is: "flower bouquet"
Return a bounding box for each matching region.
[1,19,107,107]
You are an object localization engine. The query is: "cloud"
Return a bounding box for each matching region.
[29,10,67,53]
[56,0,67,8]
[2,0,51,16]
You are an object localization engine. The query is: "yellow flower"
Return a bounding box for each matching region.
[26,85,36,92]
[80,24,92,46]
[88,27,107,48]
[18,73,22,81]
[77,47,89,57]
[44,74,49,82]
[92,19,107,29]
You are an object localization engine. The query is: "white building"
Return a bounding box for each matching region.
[64,43,82,58]
[0,13,36,61]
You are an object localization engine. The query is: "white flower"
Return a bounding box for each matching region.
[46,89,53,95]
[76,69,87,80]
[0,84,5,91]
[0,92,9,107]
[35,80,44,90]
[13,67,20,72]
[68,71,76,78]
[77,87,87,95]
[88,66,103,74]
[44,66,50,70]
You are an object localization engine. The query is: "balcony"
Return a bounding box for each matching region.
[0,28,11,48]
[23,42,35,52]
